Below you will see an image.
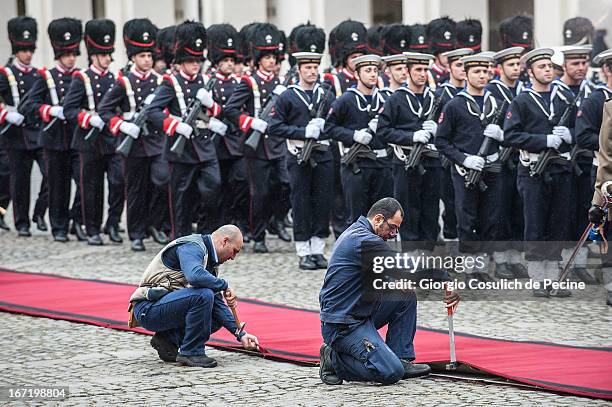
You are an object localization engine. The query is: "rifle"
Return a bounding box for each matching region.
[529,90,583,179]
[403,92,444,175]
[84,114,102,143]
[116,93,155,157]
[296,82,333,167]
[340,110,378,174]
[170,77,217,156]
[568,144,591,176]
[498,146,516,170]
[464,100,508,191]
[244,66,297,151]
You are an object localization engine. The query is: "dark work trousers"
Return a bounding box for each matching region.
[569,163,594,240]
[168,160,221,239]
[7,148,48,230]
[44,149,72,235]
[393,164,441,243]
[79,151,125,236]
[498,163,524,242]
[246,157,290,242]
[218,157,249,227]
[123,155,169,241]
[341,165,393,227]
[287,157,333,242]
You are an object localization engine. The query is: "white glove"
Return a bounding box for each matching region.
[273,84,287,96]
[5,111,24,126]
[89,115,104,130]
[353,129,372,145]
[196,88,214,108]
[119,121,140,139]
[484,123,504,141]
[175,122,193,139]
[546,134,562,149]
[251,118,268,133]
[412,129,431,144]
[305,123,320,139]
[463,155,485,171]
[422,120,437,135]
[368,118,378,133]
[308,118,325,131]
[553,126,572,144]
[208,117,228,136]
[49,106,65,120]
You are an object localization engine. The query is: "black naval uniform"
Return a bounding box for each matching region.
[210,72,249,229]
[434,82,460,239]
[377,86,440,243]
[268,82,334,251]
[20,64,81,237]
[326,87,392,226]
[224,69,290,244]
[63,65,125,237]
[435,91,503,254]
[577,83,611,182]
[485,79,525,247]
[0,62,48,231]
[323,69,356,237]
[98,68,169,242]
[148,70,222,239]
[504,88,572,261]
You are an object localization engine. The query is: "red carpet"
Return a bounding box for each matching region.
[0,269,610,399]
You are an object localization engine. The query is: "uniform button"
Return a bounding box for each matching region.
[59,80,63,84]
[95,75,99,79]
[96,84,100,88]
[221,96,226,101]
[97,93,101,97]
[18,72,22,77]
[264,135,268,139]
[137,88,141,92]
[19,80,24,85]
[197,80,202,84]
[220,88,225,92]
[110,84,114,88]
[138,96,142,100]
[150,88,155,91]
[262,89,267,93]
[136,79,140,83]
[60,88,64,92]
[186,89,191,93]
[58,73,62,78]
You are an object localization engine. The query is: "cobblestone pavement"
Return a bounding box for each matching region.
[0,178,611,405]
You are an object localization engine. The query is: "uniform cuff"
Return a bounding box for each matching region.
[207,102,221,118]
[163,117,180,136]
[39,104,52,122]
[239,114,253,133]
[77,111,92,129]
[109,116,124,136]
[0,108,7,125]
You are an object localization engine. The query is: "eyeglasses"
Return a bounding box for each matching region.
[382,217,400,234]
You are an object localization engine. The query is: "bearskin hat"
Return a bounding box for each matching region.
[409,24,428,52]
[247,23,282,65]
[328,19,367,67]
[174,20,206,64]
[380,23,411,55]
[367,26,383,56]
[85,19,115,56]
[426,17,456,55]
[456,19,482,51]
[123,18,157,59]
[288,23,325,66]
[499,15,533,50]
[563,17,594,46]
[207,23,239,65]
[48,18,81,59]
[8,16,37,54]
[156,26,176,65]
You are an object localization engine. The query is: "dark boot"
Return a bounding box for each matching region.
[150,332,178,362]
[70,221,87,241]
[607,292,612,307]
[17,226,31,237]
[87,234,104,246]
[33,214,48,232]
[275,221,291,242]
[148,226,169,245]
[310,254,328,269]
[0,215,10,231]
[131,239,145,251]
[299,256,317,270]
[571,268,598,285]
[532,287,550,298]
[176,354,217,368]
[494,263,515,279]
[53,231,69,242]
[510,263,529,278]
[106,225,123,244]
[319,344,342,385]
[400,359,431,379]
[253,241,268,253]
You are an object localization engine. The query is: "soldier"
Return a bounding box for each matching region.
[486,46,528,278]
[456,19,482,52]
[0,16,48,236]
[378,24,411,94]
[503,48,572,298]
[435,54,504,282]
[97,19,170,252]
[366,26,383,56]
[20,18,83,242]
[205,23,250,241]
[147,21,222,240]
[269,26,334,270]
[155,26,176,75]
[551,46,594,283]
[324,20,367,237]
[326,54,391,226]
[436,48,473,242]
[62,19,125,246]
[377,52,440,246]
[224,23,289,254]
[408,24,428,53]
[426,17,457,87]
[499,15,534,86]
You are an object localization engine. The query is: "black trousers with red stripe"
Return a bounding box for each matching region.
[44,149,72,235]
[7,148,48,230]
[123,155,169,240]
[217,156,249,227]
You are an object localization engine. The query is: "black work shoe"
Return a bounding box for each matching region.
[571,268,598,285]
[33,214,48,232]
[275,221,292,242]
[532,287,550,298]
[494,263,515,279]
[53,231,69,242]
[17,226,31,237]
[176,354,217,368]
[148,226,169,245]
[606,292,612,307]
[466,272,496,284]
[299,256,317,270]
[150,332,178,362]
[253,241,268,253]
[131,239,145,251]
[510,263,529,278]
[549,287,572,298]
[70,221,87,241]
[283,214,293,228]
[310,254,328,269]
[106,225,123,243]
[319,344,343,385]
[87,234,104,246]
[400,359,431,379]
[0,216,10,231]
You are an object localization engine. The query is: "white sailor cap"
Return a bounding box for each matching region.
[593,49,612,65]
[493,46,524,64]
[561,45,592,60]
[520,47,554,67]
[460,53,494,70]
[291,52,323,64]
[442,47,474,63]
[352,54,382,69]
[381,54,407,66]
[402,51,435,66]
